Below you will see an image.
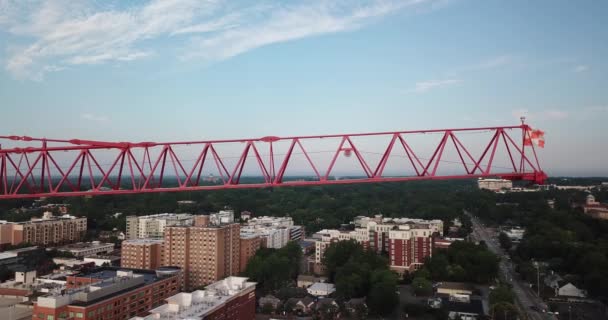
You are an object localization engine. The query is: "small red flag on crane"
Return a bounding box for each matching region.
[524,129,545,148]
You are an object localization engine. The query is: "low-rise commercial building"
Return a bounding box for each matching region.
[130,276,256,320]
[32,267,182,320]
[84,256,120,267]
[307,282,335,297]
[56,241,115,257]
[477,178,513,191]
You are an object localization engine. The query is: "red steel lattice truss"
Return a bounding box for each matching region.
[0,124,546,199]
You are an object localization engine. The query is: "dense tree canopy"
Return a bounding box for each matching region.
[243,241,301,293]
[418,241,500,284]
[1,180,475,238]
[323,240,397,316]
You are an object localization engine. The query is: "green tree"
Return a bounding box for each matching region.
[498,232,512,251]
[348,302,369,320]
[411,277,433,296]
[261,302,274,314]
[368,280,398,316]
[314,303,339,320]
[489,286,514,305]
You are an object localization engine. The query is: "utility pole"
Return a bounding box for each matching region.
[533,261,540,297]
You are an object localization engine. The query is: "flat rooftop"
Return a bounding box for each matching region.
[57,242,114,251]
[122,238,165,245]
[136,277,256,320]
[39,267,179,308]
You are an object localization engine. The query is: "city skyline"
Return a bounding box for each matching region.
[1,0,607,176]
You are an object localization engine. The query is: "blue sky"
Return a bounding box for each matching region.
[0,0,607,176]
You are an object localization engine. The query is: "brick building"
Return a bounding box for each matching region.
[0,212,86,246]
[388,226,433,274]
[32,267,182,320]
[130,276,256,320]
[239,235,262,272]
[121,239,164,270]
[313,215,438,273]
[163,224,240,290]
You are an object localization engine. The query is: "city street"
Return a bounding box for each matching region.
[467,212,553,320]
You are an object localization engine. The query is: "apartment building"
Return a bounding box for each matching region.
[352,215,443,252]
[32,267,181,320]
[121,239,164,270]
[131,277,256,320]
[125,213,194,239]
[162,224,240,290]
[239,235,262,273]
[314,229,370,264]
[314,216,437,273]
[240,216,302,249]
[388,225,434,274]
[0,212,86,246]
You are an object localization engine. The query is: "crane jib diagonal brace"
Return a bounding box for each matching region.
[0,124,547,199]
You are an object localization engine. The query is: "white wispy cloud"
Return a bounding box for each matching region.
[81,113,109,122]
[412,79,461,93]
[1,0,441,80]
[470,55,514,70]
[573,65,589,73]
[585,105,608,112]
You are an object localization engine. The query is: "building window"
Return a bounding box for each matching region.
[46,316,54,320]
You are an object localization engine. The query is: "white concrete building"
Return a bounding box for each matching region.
[477,178,513,191]
[558,283,587,298]
[83,256,120,267]
[307,282,335,297]
[241,216,301,249]
[209,210,235,225]
[503,227,525,242]
[126,213,194,239]
[130,277,256,320]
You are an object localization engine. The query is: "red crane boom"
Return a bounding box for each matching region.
[0,124,546,199]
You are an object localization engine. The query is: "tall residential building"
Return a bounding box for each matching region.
[163,224,240,290]
[32,267,182,320]
[0,212,86,246]
[125,213,194,239]
[239,235,262,273]
[314,229,370,264]
[131,277,256,320]
[121,239,165,270]
[240,216,302,249]
[388,225,434,274]
[314,216,438,272]
[352,215,443,252]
